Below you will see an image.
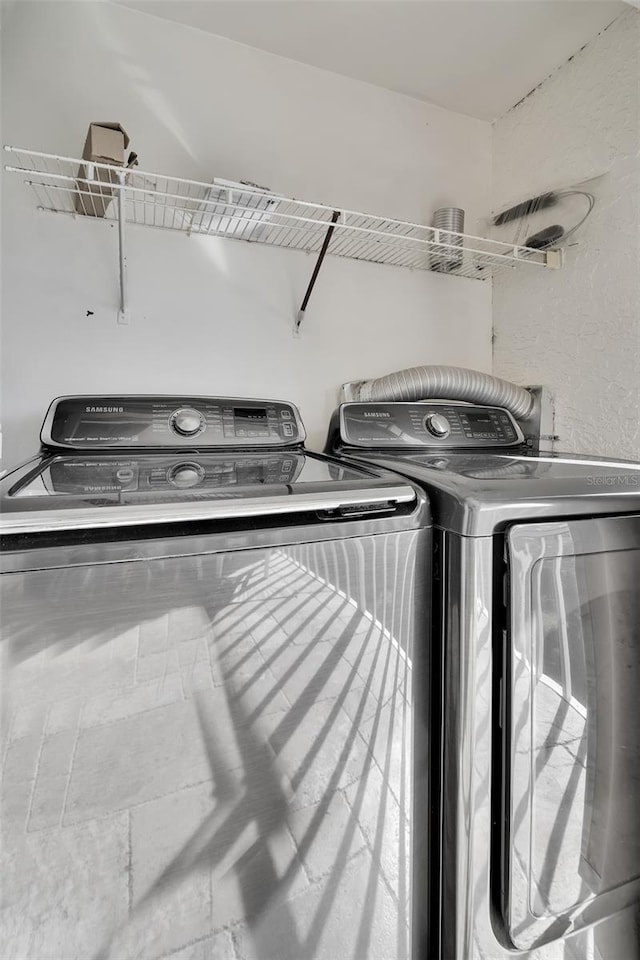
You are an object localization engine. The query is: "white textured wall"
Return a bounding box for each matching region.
[492,8,640,460]
[1,1,492,466]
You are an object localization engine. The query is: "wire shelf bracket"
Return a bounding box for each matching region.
[294,209,340,337]
[115,170,129,324]
[4,146,563,331]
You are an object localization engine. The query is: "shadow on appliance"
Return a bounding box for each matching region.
[326,365,640,960]
[0,394,431,960]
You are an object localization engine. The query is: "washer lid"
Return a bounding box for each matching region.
[0,451,421,535]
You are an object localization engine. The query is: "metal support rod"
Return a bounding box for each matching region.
[116,172,128,324]
[294,210,340,334]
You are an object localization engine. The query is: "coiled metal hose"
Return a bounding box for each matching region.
[350,365,535,420]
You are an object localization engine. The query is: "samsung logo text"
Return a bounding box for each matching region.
[85,406,125,413]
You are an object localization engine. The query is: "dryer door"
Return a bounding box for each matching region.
[504,514,640,953]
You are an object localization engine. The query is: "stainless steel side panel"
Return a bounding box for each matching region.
[437,532,495,960]
[0,528,429,960]
[437,524,640,960]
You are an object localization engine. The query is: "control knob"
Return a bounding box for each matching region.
[425,413,451,439]
[115,467,135,485]
[170,408,204,437]
[167,462,205,488]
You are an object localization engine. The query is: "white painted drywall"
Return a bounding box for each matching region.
[115,0,627,121]
[492,7,640,460]
[1,1,491,467]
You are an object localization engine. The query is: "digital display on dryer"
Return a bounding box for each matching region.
[466,412,497,436]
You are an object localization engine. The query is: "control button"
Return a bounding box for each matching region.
[424,413,451,439]
[170,408,204,438]
[281,410,292,420]
[167,462,205,488]
[283,422,294,437]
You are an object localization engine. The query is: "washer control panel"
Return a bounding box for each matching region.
[340,402,524,448]
[42,396,306,450]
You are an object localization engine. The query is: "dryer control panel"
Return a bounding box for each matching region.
[41,396,306,450]
[339,402,524,448]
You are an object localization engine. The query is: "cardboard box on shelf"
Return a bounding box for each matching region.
[74,122,137,218]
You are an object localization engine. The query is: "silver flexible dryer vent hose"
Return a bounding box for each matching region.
[351,365,535,420]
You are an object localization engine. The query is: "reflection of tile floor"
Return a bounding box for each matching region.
[510,679,589,933]
[1,544,413,960]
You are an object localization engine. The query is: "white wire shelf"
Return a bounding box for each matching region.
[4,146,562,327]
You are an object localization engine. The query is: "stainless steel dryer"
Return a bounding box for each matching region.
[0,395,431,960]
[326,400,640,960]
